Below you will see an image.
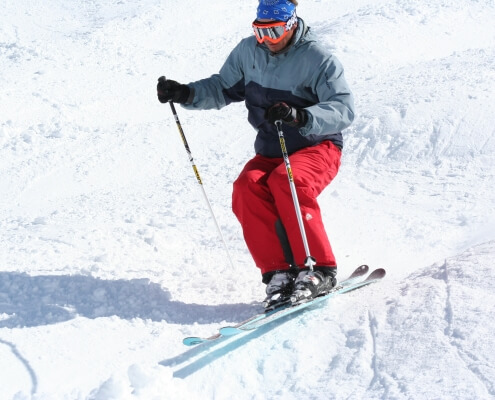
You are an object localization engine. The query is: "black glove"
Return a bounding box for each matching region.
[265,102,308,128]
[157,76,190,104]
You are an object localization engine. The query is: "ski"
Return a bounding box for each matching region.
[183,265,381,346]
[220,268,385,335]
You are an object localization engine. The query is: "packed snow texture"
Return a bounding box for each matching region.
[1,0,494,399]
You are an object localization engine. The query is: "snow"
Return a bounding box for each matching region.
[1,0,494,398]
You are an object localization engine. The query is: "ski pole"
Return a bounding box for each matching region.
[167,99,235,269]
[275,120,316,270]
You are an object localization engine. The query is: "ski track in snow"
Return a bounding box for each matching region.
[1,0,495,398]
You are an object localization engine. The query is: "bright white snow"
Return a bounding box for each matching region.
[1,0,494,399]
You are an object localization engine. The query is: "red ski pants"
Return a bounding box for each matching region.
[232,140,341,276]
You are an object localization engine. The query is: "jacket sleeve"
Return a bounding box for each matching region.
[299,54,355,137]
[181,41,246,111]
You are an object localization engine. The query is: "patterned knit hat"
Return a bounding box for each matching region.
[256,0,296,22]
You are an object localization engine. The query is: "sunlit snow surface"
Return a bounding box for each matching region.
[1,0,494,398]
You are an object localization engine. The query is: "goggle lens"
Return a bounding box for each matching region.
[252,22,288,44]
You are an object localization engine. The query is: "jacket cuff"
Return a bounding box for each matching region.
[184,86,195,105]
[298,110,313,136]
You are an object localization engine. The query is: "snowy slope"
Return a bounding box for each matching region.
[1,0,495,399]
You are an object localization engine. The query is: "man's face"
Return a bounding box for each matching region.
[264,27,296,53]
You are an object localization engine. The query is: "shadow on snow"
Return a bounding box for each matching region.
[0,272,260,328]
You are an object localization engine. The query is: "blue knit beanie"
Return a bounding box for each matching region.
[256,0,296,22]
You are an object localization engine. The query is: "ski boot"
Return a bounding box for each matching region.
[262,270,297,311]
[291,268,337,304]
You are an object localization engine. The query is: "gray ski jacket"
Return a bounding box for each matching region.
[182,18,355,158]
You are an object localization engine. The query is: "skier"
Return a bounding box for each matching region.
[157,0,355,307]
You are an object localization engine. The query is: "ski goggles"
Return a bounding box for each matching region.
[252,20,293,44]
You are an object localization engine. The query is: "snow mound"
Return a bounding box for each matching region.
[84,242,495,400]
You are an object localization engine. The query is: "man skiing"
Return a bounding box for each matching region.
[157,0,355,308]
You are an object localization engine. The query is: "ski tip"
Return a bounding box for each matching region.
[357,264,369,274]
[347,264,369,279]
[367,268,386,280]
